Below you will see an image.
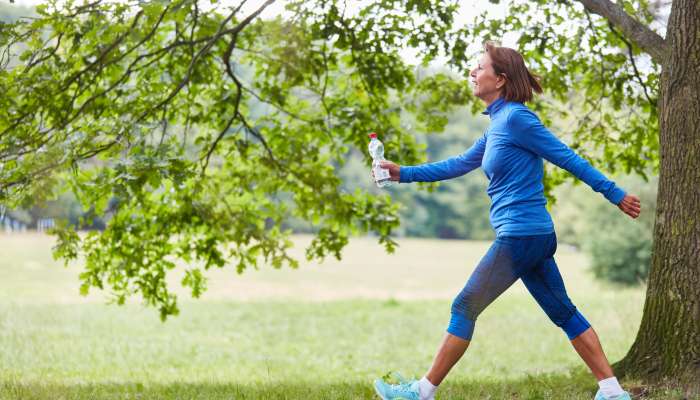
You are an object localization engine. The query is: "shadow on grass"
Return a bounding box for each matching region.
[1,369,689,400]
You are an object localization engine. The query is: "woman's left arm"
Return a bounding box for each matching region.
[508,107,640,218]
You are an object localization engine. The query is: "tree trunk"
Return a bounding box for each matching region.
[614,0,700,394]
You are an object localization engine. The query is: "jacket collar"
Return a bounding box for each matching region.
[482,97,506,117]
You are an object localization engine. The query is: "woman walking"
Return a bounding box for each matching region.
[372,42,641,400]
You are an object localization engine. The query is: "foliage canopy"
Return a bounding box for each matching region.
[0,0,659,318]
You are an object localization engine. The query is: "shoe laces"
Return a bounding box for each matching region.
[392,381,416,394]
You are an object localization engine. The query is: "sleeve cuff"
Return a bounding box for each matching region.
[399,166,413,183]
[607,187,626,205]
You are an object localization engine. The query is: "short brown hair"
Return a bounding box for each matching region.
[484,41,542,103]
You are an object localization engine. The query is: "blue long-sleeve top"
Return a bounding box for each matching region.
[399,98,626,236]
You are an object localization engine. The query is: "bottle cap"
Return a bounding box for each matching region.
[368,132,377,139]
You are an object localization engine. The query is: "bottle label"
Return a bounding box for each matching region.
[373,161,391,181]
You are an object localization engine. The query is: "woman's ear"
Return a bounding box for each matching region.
[496,73,507,89]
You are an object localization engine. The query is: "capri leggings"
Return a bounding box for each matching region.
[447,231,591,341]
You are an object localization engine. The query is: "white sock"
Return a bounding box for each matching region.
[418,376,438,400]
[598,376,625,398]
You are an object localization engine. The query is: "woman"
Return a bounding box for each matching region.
[372,42,641,400]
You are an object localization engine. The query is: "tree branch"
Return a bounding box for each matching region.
[574,0,668,63]
[201,113,238,174]
[607,22,656,107]
[138,0,275,124]
[61,9,145,91]
[64,0,103,18]
[202,32,242,175]
[2,0,278,193]
[23,32,64,73]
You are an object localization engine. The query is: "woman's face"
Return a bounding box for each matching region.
[470,53,505,102]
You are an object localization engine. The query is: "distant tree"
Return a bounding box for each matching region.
[395,106,493,240]
[552,175,657,285]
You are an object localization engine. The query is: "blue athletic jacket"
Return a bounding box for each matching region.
[399,98,626,237]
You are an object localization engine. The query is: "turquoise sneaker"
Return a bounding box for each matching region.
[594,390,632,400]
[389,371,411,384]
[373,378,420,400]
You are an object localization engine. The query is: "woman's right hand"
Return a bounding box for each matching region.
[370,160,401,182]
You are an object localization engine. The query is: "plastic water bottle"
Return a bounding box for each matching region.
[368,132,393,188]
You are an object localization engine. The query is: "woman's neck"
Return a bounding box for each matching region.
[481,92,502,106]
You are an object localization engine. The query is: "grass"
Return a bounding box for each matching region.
[0,232,684,399]
[0,372,618,400]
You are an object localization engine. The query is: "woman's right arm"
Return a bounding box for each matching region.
[393,134,487,183]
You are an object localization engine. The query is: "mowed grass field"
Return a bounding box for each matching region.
[0,232,677,399]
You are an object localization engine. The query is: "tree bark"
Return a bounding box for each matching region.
[613,0,700,394]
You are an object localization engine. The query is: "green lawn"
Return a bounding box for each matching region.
[0,232,678,399]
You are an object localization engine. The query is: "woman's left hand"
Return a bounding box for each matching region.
[618,194,641,219]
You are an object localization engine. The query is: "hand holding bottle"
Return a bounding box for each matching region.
[368,132,395,188]
[372,160,400,182]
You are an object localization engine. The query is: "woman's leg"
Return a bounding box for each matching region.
[521,256,625,396]
[572,330,628,398]
[424,236,531,385]
[520,257,597,357]
[426,333,470,385]
[570,327,614,380]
